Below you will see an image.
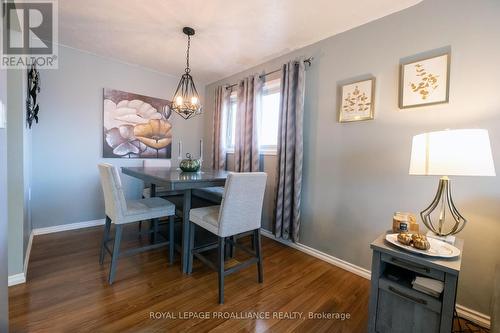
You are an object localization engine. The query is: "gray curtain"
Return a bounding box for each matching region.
[274,60,306,242]
[212,85,229,171]
[234,76,261,172]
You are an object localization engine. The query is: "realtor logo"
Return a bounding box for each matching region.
[1,0,58,69]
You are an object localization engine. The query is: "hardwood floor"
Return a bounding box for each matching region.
[9,224,370,332]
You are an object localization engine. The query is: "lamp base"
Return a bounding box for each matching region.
[425,231,456,245]
[420,176,467,237]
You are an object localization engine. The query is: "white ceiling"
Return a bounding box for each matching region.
[59,0,422,84]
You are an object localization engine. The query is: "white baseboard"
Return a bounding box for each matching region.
[261,229,371,280]
[24,231,34,277]
[8,231,34,287]
[8,273,26,286]
[32,218,105,235]
[261,229,491,328]
[456,304,491,329]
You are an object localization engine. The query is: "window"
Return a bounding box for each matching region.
[224,78,281,154]
[258,78,281,152]
[225,91,237,150]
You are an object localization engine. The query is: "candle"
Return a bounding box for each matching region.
[178,141,182,160]
[200,139,203,162]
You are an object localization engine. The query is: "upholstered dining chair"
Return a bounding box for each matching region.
[140,159,183,234]
[192,186,224,203]
[98,163,176,284]
[187,172,267,304]
[142,159,176,198]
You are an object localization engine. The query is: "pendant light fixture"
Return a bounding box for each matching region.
[171,27,202,120]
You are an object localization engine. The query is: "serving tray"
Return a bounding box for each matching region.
[385,233,461,258]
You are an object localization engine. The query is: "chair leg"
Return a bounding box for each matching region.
[187,222,195,274]
[251,233,256,251]
[254,229,263,283]
[169,215,175,265]
[108,224,123,284]
[138,195,144,235]
[218,236,225,304]
[151,219,159,244]
[99,216,111,265]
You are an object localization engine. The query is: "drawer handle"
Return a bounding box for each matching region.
[388,286,427,305]
[390,257,430,274]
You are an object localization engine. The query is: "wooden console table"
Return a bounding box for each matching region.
[368,234,463,333]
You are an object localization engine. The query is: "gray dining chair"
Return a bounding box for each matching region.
[192,186,224,203]
[142,159,181,198]
[140,159,181,234]
[98,163,176,284]
[187,172,267,304]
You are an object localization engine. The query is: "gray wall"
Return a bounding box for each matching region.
[33,45,206,228]
[7,66,29,276]
[6,23,33,278]
[205,0,500,316]
[0,51,10,333]
[23,89,32,266]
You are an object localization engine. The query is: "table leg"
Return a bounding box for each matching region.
[150,183,156,198]
[181,189,192,273]
[148,184,157,243]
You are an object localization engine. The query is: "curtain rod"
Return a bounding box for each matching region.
[225,57,313,90]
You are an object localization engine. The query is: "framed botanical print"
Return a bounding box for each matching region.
[338,78,375,123]
[399,53,450,108]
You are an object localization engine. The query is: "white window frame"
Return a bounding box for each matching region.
[223,77,281,155]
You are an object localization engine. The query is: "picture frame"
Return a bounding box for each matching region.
[338,78,375,123]
[103,88,173,159]
[399,53,450,109]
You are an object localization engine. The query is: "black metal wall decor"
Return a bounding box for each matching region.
[26,64,41,128]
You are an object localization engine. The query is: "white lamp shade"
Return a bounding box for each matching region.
[409,129,495,176]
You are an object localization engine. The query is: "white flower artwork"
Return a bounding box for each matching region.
[338,78,375,123]
[399,53,450,108]
[102,88,173,158]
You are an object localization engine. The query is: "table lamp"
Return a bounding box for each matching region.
[409,129,495,237]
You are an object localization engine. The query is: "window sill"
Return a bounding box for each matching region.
[225,150,277,156]
[259,149,277,156]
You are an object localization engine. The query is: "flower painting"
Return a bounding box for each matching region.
[399,53,450,108]
[338,78,375,123]
[103,88,172,158]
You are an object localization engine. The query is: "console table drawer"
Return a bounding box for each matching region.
[376,280,442,333]
[379,278,442,313]
[381,253,445,281]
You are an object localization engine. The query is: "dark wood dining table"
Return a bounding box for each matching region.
[121,166,229,274]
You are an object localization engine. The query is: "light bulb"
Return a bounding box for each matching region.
[191,96,198,105]
[175,96,183,106]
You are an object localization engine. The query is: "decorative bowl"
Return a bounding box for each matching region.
[179,153,200,172]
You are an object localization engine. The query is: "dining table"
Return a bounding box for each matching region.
[121,166,229,274]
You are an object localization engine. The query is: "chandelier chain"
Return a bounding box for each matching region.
[185,35,191,73]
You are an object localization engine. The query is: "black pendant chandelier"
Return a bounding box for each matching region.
[171,27,202,120]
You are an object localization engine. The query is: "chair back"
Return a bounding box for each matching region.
[98,163,127,222]
[143,159,171,168]
[218,172,267,237]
